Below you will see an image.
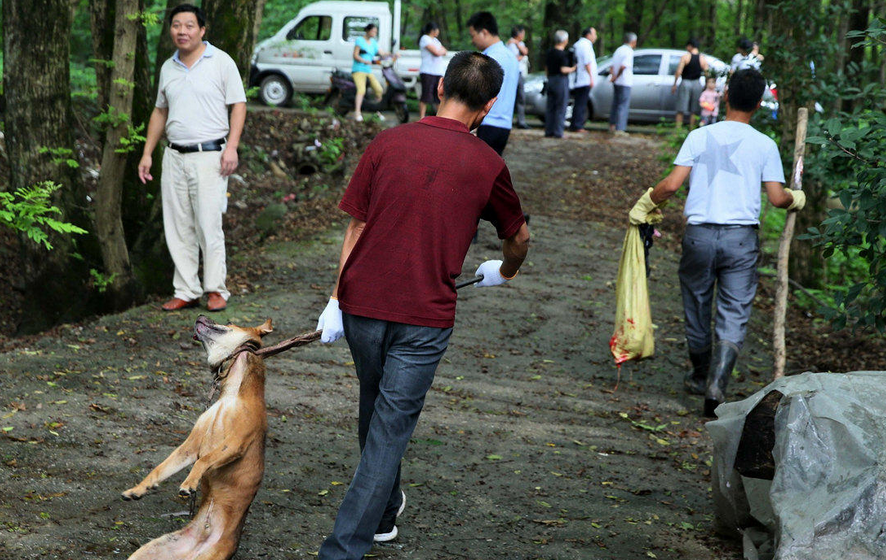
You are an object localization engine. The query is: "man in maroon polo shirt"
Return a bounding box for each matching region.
[314,51,530,560]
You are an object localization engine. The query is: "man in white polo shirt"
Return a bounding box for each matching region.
[138,3,246,312]
[629,69,806,417]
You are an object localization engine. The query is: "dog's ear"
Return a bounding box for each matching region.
[257,319,273,337]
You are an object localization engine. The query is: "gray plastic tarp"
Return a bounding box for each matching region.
[707,371,886,560]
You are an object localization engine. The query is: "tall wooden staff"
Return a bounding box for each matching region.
[773,107,809,379]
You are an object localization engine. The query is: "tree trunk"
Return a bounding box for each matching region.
[2,0,99,333]
[90,0,115,114]
[542,0,582,53]
[94,0,140,305]
[453,0,464,39]
[842,0,871,112]
[832,2,851,114]
[708,0,717,48]
[623,0,645,36]
[736,0,744,38]
[202,0,265,77]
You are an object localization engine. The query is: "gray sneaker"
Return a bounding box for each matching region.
[373,490,406,543]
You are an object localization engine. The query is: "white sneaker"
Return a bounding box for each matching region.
[376,111,387,122]
[373,490,406,543]
[354,114,364,122]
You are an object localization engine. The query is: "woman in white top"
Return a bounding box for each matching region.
[418,22,448,119]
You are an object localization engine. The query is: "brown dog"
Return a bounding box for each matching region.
[122,315,273,560]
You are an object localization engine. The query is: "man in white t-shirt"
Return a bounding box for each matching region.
[629,69,806,417]
[418,23,448,119]
[569,27,597,132]
[138,3,246,313]
[608,33,636,134]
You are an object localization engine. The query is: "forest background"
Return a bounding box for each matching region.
[0,0,884,338]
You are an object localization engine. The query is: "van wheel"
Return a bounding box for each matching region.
[394,102,409,124]
[259,75,292,107]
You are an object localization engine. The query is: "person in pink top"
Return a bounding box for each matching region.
[698,77,721,126]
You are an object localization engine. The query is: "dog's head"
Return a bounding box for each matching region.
[193,315,273,369]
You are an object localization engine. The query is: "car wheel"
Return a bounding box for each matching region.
[259,74,292,107]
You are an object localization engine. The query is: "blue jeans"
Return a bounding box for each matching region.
[609,85,631,131]
[678,224,759,353]
[544,75,569,138]
[318,313,452,560]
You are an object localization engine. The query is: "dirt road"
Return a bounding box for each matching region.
[0,128,759,559]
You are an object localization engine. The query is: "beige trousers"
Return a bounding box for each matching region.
[161,149,230,302]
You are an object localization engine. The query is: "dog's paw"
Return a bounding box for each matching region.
[122,487,145,501]
[178,484,196,498]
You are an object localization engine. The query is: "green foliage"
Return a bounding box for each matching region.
[801,111,886,331]
[116,123,147,154]
[292,93,315,112]
[317,137,345,166]
[113,78,136,91]
[70,62,98,101]
[89,269,118,293]
[0,182,88,251]
[37,147,80,169]
[93,105,132,129]
[127,10,162,27]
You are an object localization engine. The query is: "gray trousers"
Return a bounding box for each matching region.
[609,85,631,130]
[514,74,527,127]
[679,224,759,353]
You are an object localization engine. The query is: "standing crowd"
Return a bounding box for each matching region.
[138,4,799,559]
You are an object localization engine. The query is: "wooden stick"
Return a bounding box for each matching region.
[773,107,808,379]
[256,330,321,359]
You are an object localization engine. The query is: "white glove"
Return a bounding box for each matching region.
[474,260,512,287]
[316,297,344,343]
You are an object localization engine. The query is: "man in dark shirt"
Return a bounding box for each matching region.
[671,37,708,128]
[544,29,576,138]
[314,51,531,560]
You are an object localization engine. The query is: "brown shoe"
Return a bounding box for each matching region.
[162,297,198,311]
[206,292,227,312]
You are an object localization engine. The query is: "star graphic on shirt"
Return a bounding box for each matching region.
[695,132,742,181]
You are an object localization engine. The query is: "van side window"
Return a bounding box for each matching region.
[287,15,332,41]
[343,16,380,42]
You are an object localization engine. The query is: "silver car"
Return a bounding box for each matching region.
[523,48,730,124]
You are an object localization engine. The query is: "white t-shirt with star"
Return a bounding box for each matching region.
[674,121,785,225]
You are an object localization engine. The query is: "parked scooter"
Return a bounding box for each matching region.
[324,53,409,124]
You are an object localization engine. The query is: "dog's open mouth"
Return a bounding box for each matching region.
[194,315,228,341]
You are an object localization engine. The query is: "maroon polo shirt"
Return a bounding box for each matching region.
[337,116,525,328]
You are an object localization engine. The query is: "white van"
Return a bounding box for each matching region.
[250,0,451,106]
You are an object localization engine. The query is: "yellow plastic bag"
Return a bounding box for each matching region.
[610,225,655,365]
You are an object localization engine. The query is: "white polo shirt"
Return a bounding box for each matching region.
[674,121,785,225]
[156,42,247,145]
[610,44,634,87]
[573,37,597,88]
